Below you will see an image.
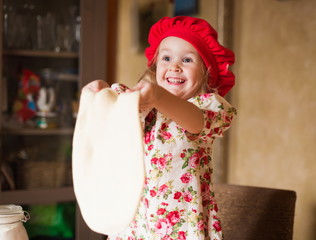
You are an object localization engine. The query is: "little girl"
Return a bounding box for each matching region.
[84,16,236,240]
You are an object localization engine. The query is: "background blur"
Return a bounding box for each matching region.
[115,0,316,239]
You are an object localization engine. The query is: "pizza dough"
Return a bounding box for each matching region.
[72,88,145,235]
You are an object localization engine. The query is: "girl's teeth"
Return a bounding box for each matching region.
[167,78,184,83]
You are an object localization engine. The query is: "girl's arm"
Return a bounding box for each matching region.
[133,80,204,134]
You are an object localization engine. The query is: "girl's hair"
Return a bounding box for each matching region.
[139,53,213,96]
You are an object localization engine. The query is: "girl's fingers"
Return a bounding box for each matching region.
[125,88,137,93]
[92,80,109,90]
[83,80,109,92]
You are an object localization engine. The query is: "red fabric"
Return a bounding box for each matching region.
[145,16,235,96]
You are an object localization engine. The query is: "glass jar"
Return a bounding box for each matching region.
[0,205,30,240]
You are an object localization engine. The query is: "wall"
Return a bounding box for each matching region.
[115,0,316,239]
[229,0,316,239]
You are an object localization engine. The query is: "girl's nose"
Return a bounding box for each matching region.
[169,64,182,72]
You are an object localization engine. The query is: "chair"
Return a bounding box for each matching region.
[213,183,296,240]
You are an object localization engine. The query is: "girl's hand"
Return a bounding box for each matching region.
[82,80,110,92]
[129,80,161,110]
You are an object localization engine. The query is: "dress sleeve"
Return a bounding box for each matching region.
[188,93,237,138]
[111,83,150,129]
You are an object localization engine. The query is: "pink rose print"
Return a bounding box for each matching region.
[212,220,222,232]
[159,184,168,195]
[166,211,181,226]
[204,171,211,180]
[201,93,211,100]
[144,129,154,144]
[151,154,171,171]
[197,220,205,230]
[214,127,221,135]
[183,191,193,202]
[180,173,193,183]
[162,236,173,240]
[206,120,211,129]
[214,203,218,212]
[157,208,166,215]
[144,131,151,144]
[208,201,219,212]
[151,157,158,164]
[144,198,149,208]
[161,131,172,140]
[158,123,173,142]
[157,157,167,170]
[225,115,232,123]
[174,192,182,200]
[201,182,210,192]
[201,182,211,202]
[206,110,215,119]
[178,231,186,240]
[150,189,157,197]
[144,177,149,185]
[154,218,172,237]
[161,123,167,130]
[201,155,209,165]
[189,153,200,168]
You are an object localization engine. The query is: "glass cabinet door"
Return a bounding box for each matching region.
[0,0,109,239]
[1,0,80,239]
[1,0,80,190]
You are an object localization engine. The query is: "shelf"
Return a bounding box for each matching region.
[55,73,79,82]
[0,187,76,205]
[3,49,79,58]
[1,128,74,135]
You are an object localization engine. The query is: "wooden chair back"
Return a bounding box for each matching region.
[214,183,296,240]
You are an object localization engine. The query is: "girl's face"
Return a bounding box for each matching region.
[156,37,206,99]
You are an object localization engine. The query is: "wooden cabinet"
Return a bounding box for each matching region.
[0,0,115,239]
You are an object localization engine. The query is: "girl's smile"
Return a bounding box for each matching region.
[156,37,206,100]
[166,77,185,84]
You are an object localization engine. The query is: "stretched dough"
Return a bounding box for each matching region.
[72,88,145,235]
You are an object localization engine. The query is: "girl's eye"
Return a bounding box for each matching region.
[162,56,170,61]
[183,58,193,63]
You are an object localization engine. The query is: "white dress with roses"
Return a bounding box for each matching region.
[107,84,236,240]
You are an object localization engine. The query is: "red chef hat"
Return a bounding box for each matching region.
[145,16,235,96]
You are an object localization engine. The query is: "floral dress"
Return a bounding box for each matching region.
[108,83,236,240]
